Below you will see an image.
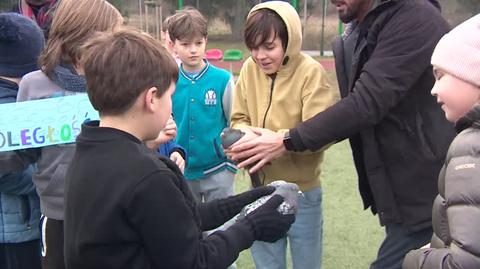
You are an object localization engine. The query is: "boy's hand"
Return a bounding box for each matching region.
[170,151,185,173]
[159,116,177,141]
[145,116,177,149]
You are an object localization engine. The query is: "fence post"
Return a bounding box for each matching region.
[320,0,327,56]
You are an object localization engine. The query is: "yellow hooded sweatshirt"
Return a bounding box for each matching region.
[231,1,335,191]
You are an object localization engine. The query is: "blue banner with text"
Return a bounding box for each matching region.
[0,94,99,152]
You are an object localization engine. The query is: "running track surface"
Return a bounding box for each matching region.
[210,58,335,74]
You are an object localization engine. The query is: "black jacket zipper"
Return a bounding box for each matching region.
[262,76,276,128]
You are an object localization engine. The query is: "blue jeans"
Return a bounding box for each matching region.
[370,223,432,269]
[251,187,323,269]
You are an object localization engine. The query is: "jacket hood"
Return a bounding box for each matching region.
[248,1,302,62]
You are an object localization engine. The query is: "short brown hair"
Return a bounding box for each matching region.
[244,9,288,51]
[168,7,207,42]
[81,27,179,116]
[39,0,123,79]
[162,15,172,33]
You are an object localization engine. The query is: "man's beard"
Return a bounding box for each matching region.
[338,10,356,23]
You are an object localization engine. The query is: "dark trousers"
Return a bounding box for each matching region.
[40,216,65,269]
[0,240,41,269]
[370,223,433,269]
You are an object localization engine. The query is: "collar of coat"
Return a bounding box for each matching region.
[455,105,480,133]
[364,0,441,23]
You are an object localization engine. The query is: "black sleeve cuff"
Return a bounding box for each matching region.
[221,220,255,251]
[197,201,224,231]
[289,128,308,152]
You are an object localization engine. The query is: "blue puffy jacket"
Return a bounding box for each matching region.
[0,166,41,243]
[0,78,41,243]
[158,140,187,161]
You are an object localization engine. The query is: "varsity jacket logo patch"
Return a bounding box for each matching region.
[205,90,217,106]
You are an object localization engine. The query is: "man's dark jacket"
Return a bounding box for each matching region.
[289,0,455,232]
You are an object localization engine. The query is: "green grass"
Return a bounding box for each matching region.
[233,140,384,268]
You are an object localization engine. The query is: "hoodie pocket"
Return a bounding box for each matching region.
[213,138,226,159]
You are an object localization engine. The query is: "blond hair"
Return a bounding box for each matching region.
[39,0,123,78]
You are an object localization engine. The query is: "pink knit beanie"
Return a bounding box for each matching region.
[431,14,480,87]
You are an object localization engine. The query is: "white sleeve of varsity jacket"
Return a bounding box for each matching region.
[222,77,234,126]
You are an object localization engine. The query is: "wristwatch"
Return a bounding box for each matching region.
[283,131,294,151]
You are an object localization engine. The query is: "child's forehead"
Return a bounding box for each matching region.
[432,66,445,74]
[176,35,206,43]
[260,31,278,43]
[432,65,441,71]
[252,30,279,48]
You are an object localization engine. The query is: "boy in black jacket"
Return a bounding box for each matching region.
[63,27,294,269]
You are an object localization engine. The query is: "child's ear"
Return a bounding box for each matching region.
[144,87,158,112]
[167,39,174,50]
[171,40,178,52]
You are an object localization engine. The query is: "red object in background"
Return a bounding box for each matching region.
[209,57,335,75]
[205,48,224,61]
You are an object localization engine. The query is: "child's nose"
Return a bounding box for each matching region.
[431,81,439,97]
[255,49,266,59]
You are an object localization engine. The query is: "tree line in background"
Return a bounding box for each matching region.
[1,0,479,40]
[116,0,480,43]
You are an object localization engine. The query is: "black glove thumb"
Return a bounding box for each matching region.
[260,193,285,210]
[214,185,275,221]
